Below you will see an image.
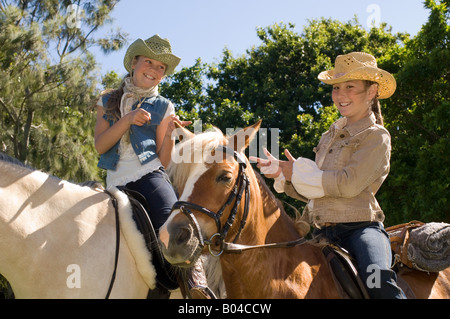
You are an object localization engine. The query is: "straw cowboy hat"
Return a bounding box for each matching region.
[123,34,181,75]
[318,52,396,99]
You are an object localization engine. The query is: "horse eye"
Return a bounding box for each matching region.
[216,173,232,184]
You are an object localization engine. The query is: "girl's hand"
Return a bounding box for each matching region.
[126,108,151,126]
[278,149,296,181]
[250,148,282,178]
[166,115,192,138]
[250,148,296,181]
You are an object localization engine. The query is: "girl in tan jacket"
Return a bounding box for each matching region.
[251,52,406,299]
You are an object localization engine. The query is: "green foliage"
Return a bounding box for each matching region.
[202,20,407,153]
[160,59,207,124]
[379,0,450,225]
[0,0,128,182]
[0,0,127,297]
[101,70,122,90]
[160,3,448,225]
[289,106,340,159]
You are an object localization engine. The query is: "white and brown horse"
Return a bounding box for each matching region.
[0,153,169,298]
[159,121,450,299]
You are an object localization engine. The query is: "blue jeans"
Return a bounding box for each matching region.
[314,222,406,299]
[125,167,178,233]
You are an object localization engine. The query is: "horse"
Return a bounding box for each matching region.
[158,121,450,299]
[0,152,177,298]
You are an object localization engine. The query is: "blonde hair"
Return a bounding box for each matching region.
[364,80,384,126]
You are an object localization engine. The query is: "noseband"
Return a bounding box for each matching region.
[171,146,250,257]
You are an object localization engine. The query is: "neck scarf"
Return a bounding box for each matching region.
[120,77,159,117]
[119,77,159,146]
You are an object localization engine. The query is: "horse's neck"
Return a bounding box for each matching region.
[252,173,299,243]
[220,171,344,298]
[220,172,310,298]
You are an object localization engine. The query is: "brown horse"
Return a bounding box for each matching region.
[159,121,450,299]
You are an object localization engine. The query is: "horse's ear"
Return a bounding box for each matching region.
[173,121,194,142]
[227,120,262,153]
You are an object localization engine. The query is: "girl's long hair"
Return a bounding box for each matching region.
[101,75,130,122]
[364,80,384,126]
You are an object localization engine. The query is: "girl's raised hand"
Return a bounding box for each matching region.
[127,108,151,126]
[166,115,192,138]
[250,148,282,178]
[250,148,296,181]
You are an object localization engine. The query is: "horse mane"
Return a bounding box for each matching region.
[252,168,310,240]
[0,152,34,170]
[167,127,226,193]
[0,152,103,191]
[253,171,289,216]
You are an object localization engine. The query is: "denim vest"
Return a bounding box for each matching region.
[97,93,170,170]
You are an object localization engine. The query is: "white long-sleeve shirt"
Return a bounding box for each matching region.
[273,157,324,209]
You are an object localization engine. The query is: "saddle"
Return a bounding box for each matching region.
[321,244,370,299]
[117,186,180,298]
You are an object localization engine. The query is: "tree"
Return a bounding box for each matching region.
[162,9,448,225]
[195,19,407,215]
[379,0,450,225]
[204,20,407,154]
[160,58,208,125]
[0,0,128,181]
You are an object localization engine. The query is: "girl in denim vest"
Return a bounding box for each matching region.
[95,35,188,230]
[94,35,214,298]
[251,52,406,299]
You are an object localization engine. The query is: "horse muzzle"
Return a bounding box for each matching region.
[158,208,206,268]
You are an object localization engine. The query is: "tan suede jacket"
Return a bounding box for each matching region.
[285,113,390,227]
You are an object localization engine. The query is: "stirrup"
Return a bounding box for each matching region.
[189,286,217,299]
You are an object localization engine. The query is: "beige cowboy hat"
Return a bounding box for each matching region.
[318,52,396,99]
[123,34,181,75]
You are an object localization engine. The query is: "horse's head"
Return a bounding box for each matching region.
[159,121,261,267]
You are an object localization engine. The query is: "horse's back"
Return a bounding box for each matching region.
[397,267,450,299]
[0,168,117,297]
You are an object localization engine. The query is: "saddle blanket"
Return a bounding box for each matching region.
[108,187,157,289]
[388,221,450,272]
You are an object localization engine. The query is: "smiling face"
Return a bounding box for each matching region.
[332,80,378,124]
[131,56,167,88]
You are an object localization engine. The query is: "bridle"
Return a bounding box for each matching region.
[172,146,250,257]
[171,146,307,261]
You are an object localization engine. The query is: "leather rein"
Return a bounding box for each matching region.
[172,146,307,258]
[102,188,120,299]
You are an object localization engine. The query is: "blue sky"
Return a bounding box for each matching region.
[90,0,430,78]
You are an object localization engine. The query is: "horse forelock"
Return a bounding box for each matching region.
[168,128,226,193]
